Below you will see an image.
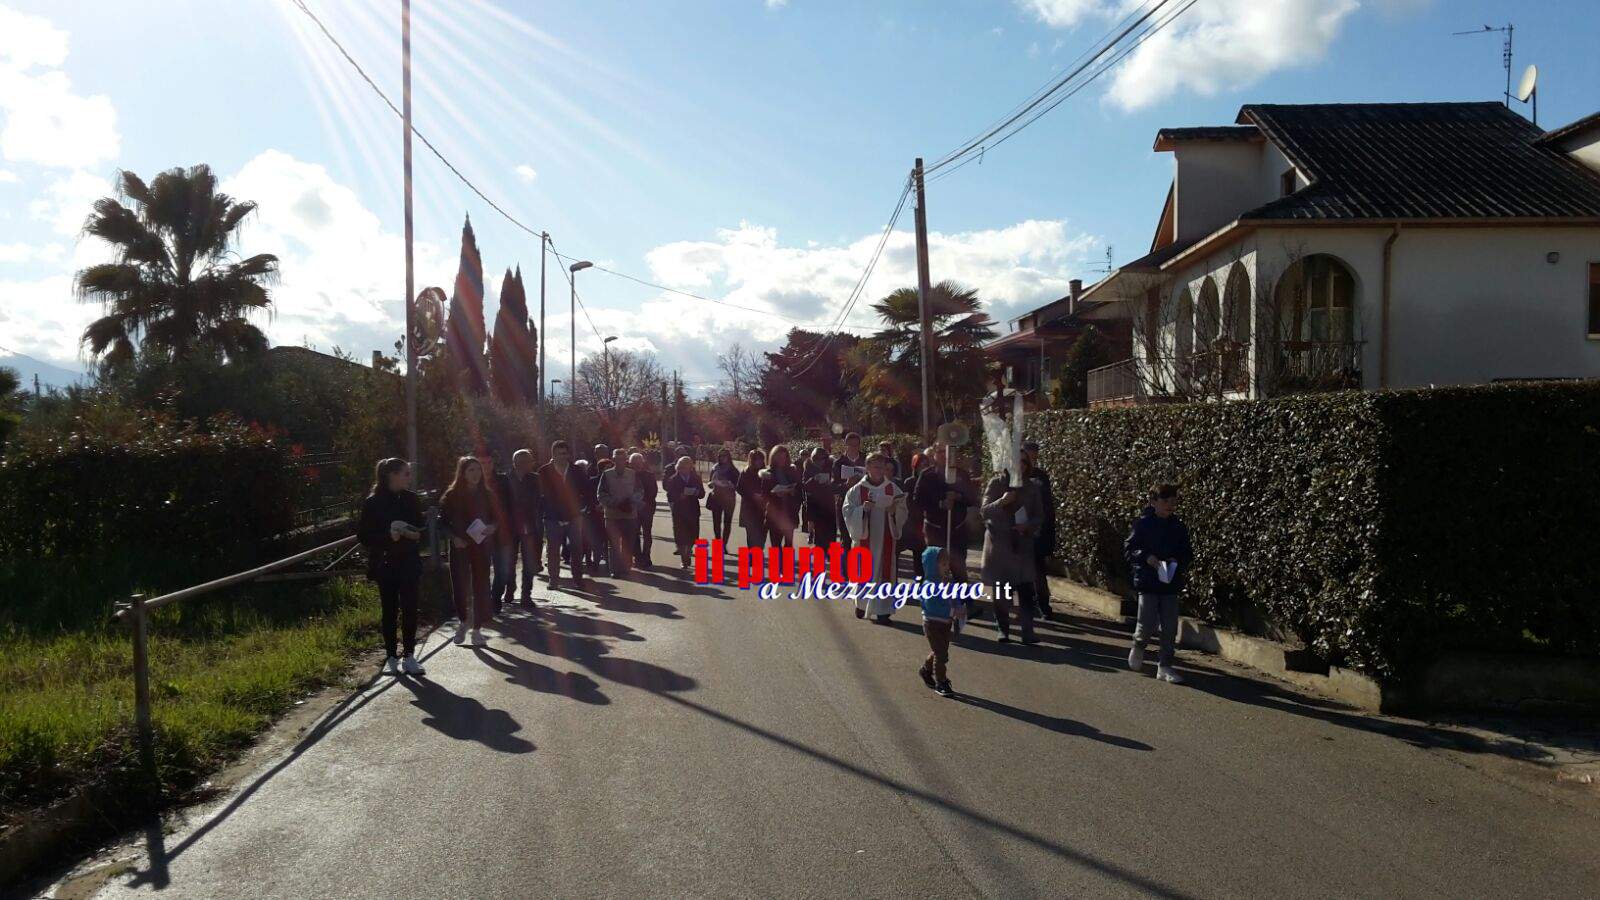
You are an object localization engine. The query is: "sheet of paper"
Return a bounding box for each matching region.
[467,518,489,545]
[1158,560,1176,584]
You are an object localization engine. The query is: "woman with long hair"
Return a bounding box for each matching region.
[664,455,705,568]
[736,448,768,549]
[706,448,739,545]
[440,455,496,647]
[760,444,801,549]
[357,457,426,676]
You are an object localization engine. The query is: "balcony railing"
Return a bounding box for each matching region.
[1088,340,1363,406]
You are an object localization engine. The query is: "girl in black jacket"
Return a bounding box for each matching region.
[357,457,426,676]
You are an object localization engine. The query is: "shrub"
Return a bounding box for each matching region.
[0,410,296,560]
[1030,381,1600,682]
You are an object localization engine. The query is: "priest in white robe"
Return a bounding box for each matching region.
[842,454,909,621]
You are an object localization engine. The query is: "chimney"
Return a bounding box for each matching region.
[1069,278,1083,315]
[372,350,383,369]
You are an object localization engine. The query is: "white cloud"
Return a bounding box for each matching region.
[0,273,91,366]
[765,0,788,9]
[514,164,538,182]
[0,169,18,183]
[0,241,64,264]
[637,218,1097,383]
[0,5,119,168]
[29,169,110,235]
[1017,0,1426,111]
[221,150,450,356]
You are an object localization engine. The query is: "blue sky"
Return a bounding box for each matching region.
[1,0,1596,390]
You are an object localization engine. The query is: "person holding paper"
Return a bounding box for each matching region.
[440,456,497,647]
[831,432,868,550]
[357,457,426,676]
[736,448,768,550]
[1124,483,1194,683]
[759,444,802,549]
[914,445,978,584]
[706,448,739,545]
[842,453,908,622]
[634,451,661,569]
[802,446,837,547]
[664,455,704,568]
[597,449,641,578]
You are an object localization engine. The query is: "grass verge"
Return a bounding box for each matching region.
[1,575,380,825]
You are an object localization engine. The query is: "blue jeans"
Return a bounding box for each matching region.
[1134,592,1180,668]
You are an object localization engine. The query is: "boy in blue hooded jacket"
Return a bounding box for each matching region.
[917,546,962,696]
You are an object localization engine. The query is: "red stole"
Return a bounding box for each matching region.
[857,479,896,583]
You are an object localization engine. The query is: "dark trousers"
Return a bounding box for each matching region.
[544,519,583,582]
[925,520,970,580]
[743,524,766,549]
[606,517,639,576]
[586,511,607,566]
[637,508,655,565]
[710,504,734,543]
[517,531,543,597]
[993,581,1036,641]
[450,542,491,626]
[377,569,419,658]
[489,539,515,610]
[769,526,794,549]
[921,618,952,684]
[810,513,837,547]
[1033,539,1053,613]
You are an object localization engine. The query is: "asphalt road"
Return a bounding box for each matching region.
[70,506,1600,899]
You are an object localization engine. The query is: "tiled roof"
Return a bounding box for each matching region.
[1153,125,1261,151]
[1235,102,1600,221]
[1536,111,1600,146]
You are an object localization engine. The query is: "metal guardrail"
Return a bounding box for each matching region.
[111,493,443,792]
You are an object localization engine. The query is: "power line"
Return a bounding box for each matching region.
[784,175,913,379]
[926,0,1181,176]
[545,250,878,334]
[286,0,876,341]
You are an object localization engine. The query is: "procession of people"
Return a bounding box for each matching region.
[357,431,1192,698]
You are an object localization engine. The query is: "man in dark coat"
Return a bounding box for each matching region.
[509,448,544,606]
[831,432,868,550]
[1125,482,1194,683]
[483,449,519,614]
[538,440,590,586]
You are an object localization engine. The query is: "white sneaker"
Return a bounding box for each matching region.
[381,655,400,676]
[400,656,425,676]
[471,628,486,647]
[453,625,468,646]
[1128,645,1145,671]
[1157,665,1184,684]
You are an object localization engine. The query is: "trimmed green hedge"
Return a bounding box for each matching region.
[1031,381,1600,681]
[0,413,296,559]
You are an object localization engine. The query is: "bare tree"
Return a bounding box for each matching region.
[715,343,764,402]
[574,348,666,414]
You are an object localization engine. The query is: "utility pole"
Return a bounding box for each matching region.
[538,232,547,410]
[912,158,935,440]
[400,0,419,476]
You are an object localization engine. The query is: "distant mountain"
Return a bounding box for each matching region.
[0,352,87,392]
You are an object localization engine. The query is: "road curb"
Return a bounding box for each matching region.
[1046,575,1384,711]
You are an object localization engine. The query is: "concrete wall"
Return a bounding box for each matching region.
[1171,140,1300,245]
[1251,226,1600,388]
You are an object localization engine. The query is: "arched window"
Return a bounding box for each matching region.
[1275,255,1356,343]
[1175,287,1194,359]
[1223,263,1251,346]
[1196,278,1222,347]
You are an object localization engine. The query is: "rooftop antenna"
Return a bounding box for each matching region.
[1516,64,1538,127]
[1452,23,1514,107]
[1098,245,1114,275]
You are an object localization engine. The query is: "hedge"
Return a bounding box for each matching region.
[1030,381,1600,682]
[0,413,297,559]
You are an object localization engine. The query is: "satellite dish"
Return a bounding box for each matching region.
[936,422,970,447]
[1516,64,1537,103]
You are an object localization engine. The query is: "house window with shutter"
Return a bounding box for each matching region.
[1589,262,1600,338]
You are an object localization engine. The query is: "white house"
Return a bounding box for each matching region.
[1076,102,1600,405]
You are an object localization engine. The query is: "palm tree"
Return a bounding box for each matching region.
[854,280,996,426]
[75,164,278,368]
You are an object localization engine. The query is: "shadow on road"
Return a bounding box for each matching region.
[477,645,610,705]
[565,576,686,619]
[125,637,457,887]
[494,612,698,695]
[658,692,1197,900]
[399,677,536,754]
[951,694,1154,750]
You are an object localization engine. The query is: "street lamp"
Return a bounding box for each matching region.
[568,260,592,451]
[602,335,618,414]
